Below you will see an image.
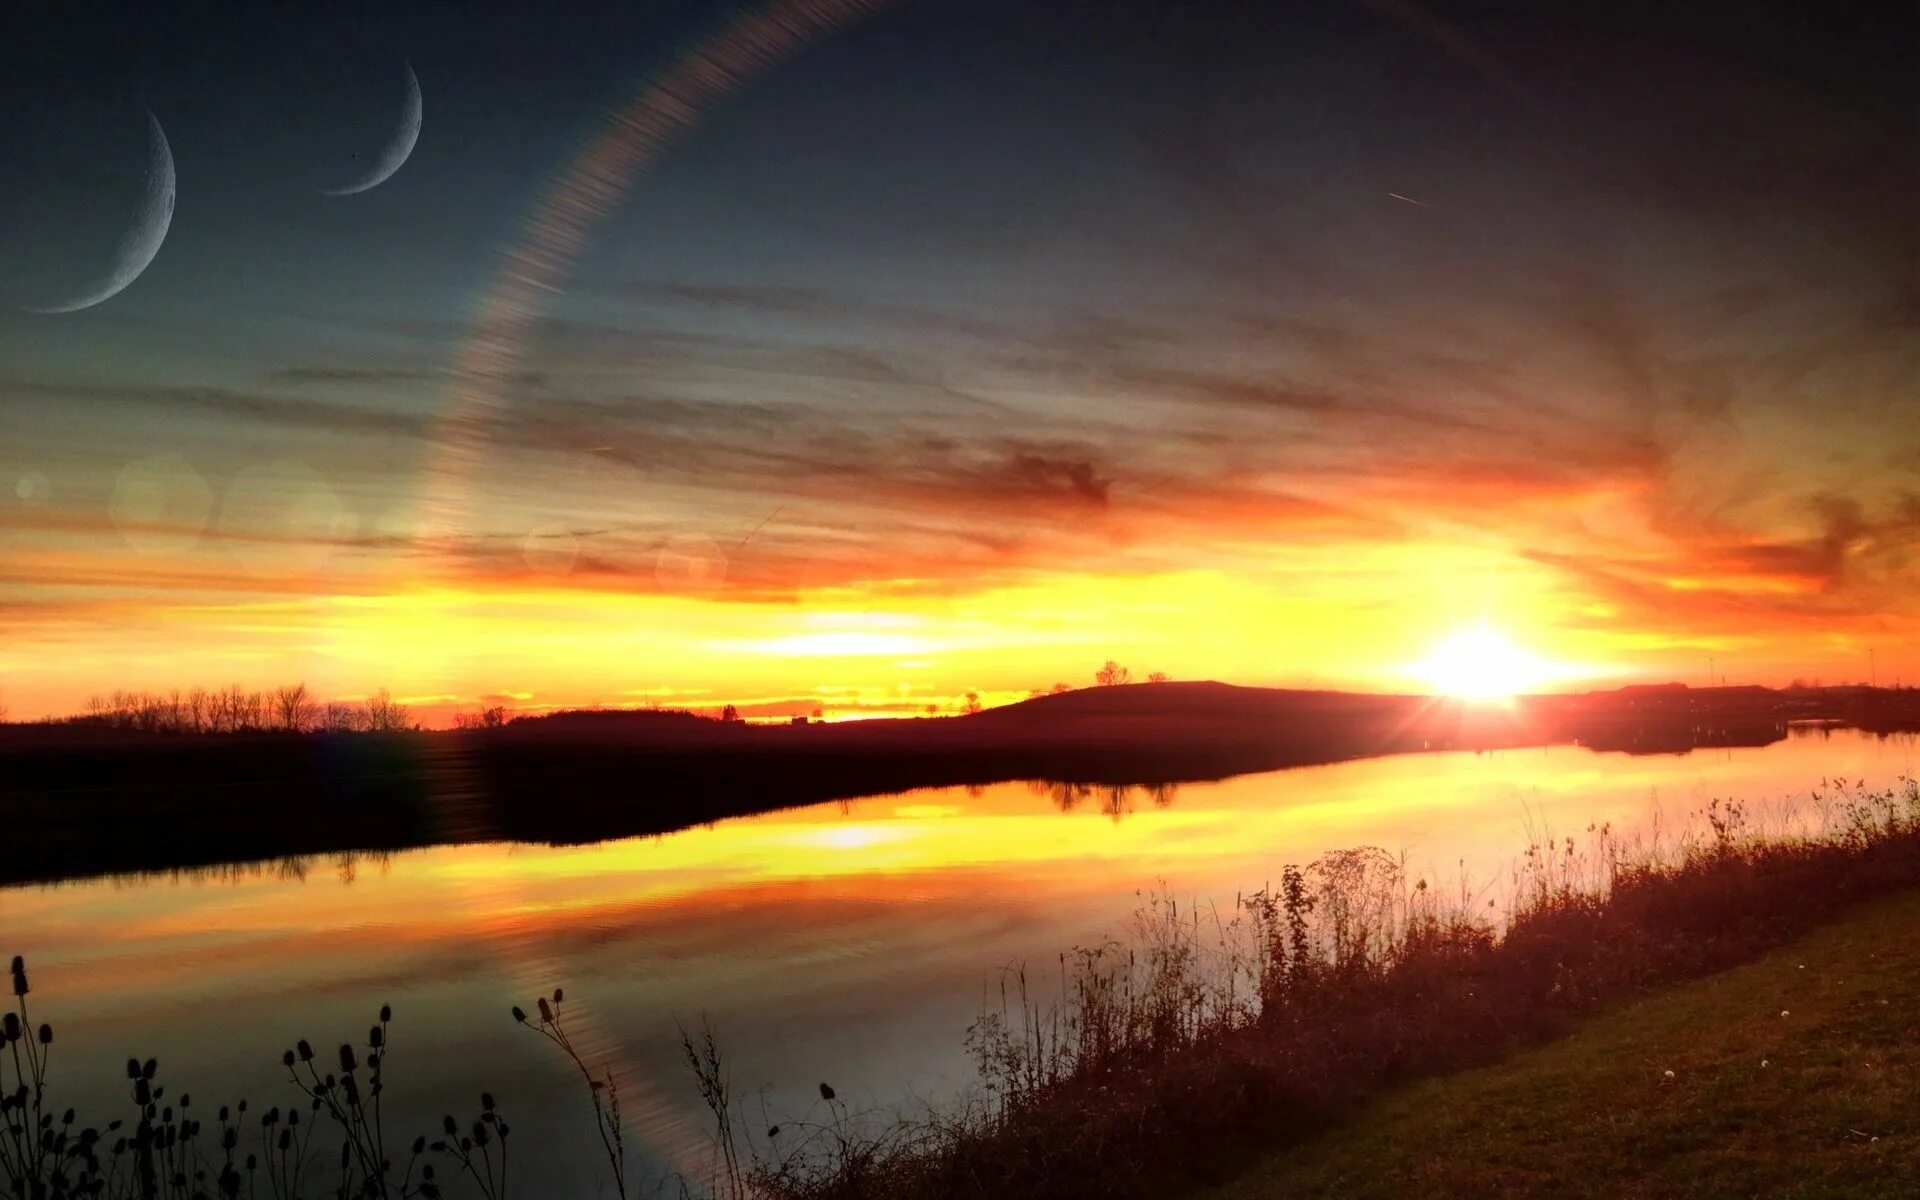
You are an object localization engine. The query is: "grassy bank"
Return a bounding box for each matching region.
[1202,885,1920,1198]
[719,780,1920,1199]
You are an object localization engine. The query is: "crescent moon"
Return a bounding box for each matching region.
[28,112,176,315]
[321,62,422,195]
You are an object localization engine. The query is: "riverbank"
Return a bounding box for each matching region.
[6,681,1916,886]
[1200,884,1920,1198]
[720,777,1920,1199]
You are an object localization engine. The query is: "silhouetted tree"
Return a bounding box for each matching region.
[207,685,266,732]
[362,688,411,732]
[454,705,509,730]
[1050,682,1074,695]
[1095,661,1132,687]
[720,703,740,722]
[274,683,315,732]
[1147,671,1170,684]
[964,691,983,714]
[320,700,361,733]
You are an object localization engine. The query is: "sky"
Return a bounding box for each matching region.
[1,0,1914,723]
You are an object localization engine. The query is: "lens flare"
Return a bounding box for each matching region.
[1417,625,1563,700]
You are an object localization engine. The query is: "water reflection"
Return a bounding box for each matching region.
[1030,779,1181,817]
[2,728,1914,1190]
[35,851,400,891]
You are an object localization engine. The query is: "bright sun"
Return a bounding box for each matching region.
[1417,625,1560,700]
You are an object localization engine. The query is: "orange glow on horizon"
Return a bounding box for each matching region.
[0,525,1906,723]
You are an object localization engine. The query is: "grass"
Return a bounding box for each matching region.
[1201,885,1920,1199]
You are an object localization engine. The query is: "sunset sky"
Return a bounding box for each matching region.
[1,0,1913,723]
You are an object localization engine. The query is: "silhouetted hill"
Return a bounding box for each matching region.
[966,681,1414,723]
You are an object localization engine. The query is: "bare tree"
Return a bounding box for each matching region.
[1147,671,1171,684]
[183,687,210,732]
[207,685,266,732]
[274,683,316,732]
[720,703,740,722]
[454,705,509,730]
[320,700,362,733]
[1095,661,1132,687]
[362,688,412,732]
[1050,682,1074,694]
[963,690,983,714]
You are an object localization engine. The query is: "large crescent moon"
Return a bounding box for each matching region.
[28,112,176,315]
[321,63,422,195]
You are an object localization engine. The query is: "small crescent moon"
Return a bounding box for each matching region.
[321,62,422,196]
[28,112,176,315]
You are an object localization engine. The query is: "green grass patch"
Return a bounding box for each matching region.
[1204,887,1920,1199]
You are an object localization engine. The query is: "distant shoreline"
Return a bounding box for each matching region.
[4,681,1917,888]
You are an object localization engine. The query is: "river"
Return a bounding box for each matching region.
[4,726,1913,1194]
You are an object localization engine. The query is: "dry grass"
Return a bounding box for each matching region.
[1200,885,1920,1198]
[705,777,1920,1200]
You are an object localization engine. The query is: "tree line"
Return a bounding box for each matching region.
[69,684,415,734]
[16,658,1179,733]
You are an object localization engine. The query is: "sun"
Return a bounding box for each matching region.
[1417,625,1561,700]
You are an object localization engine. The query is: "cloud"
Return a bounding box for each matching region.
[1007,456,1111,507]
[265,366,439,388]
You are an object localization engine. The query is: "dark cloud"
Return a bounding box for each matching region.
[1008,456,1111,507]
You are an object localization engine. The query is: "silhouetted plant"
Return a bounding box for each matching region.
[511,990,624,1200]
[0,983,502,1200]
[680,1021,744,1198]
[278,1002,431,1197]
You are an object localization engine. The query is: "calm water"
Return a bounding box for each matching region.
[5,727,1915,1193]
